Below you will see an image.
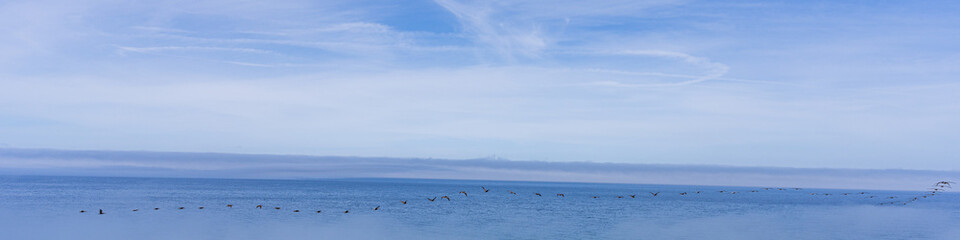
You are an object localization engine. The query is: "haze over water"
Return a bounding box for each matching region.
[2,176,958,240]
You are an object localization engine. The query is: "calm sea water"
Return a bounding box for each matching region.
[1,175,957,239]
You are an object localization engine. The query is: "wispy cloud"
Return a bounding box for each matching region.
[0,0,958,171]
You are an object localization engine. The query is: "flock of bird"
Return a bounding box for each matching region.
[80,181,953,215]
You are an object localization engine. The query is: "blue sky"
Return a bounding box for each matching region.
[1,0,959,170]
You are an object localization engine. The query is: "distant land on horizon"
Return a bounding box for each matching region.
[0,148,956,191]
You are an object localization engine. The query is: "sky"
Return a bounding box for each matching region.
[1,0,959,170]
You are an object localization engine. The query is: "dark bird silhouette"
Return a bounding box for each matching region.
[680,192,687,195]
[750,190,758,192]
[401,200,407,205]
[731,191,738,194]
[460,191,468,197]
[535,193,542,197]
[178,207,185,210]
[132,209,138,212]
[888,197,896,199]
[695,191,702,194]
[718,190,725,193]
[824,193,831,196]
[649,192,659,196]
[794,188,801,190]
[317,210,322,213]
[99,209,104,215]
[154,208,159,210]
[593,196,599,199]
[226,204,233,208]
[198,207,204,209]
[441,196,451,201]
[374,206,380,211]
[256,205,262,209]
[630,194,636,198]
[293,210,300,212]
[557,193,565,197]
[810,193,817,195]
[275,207,281,210]
[482,186,490,192]
[80,210,86,213]
[428,197,437,202]
[344,210,349,213]
[617,196,623,198]
[509,191,517,195]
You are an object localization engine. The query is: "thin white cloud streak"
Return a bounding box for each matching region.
[0,0,959,170]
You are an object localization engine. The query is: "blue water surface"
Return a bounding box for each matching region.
[0,176,957,239]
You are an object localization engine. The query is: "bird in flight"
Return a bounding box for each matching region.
[400,200,407,205]
[256,205,262,209]
[535,193,542,196]
[557,193,565,197]
[226,204,232,208]
[509,191,517,195]
[373,206,380,211]
[441,196,451,201]
[428,197,437,202]
[482,186,490,193]
[460,191,468,197]
[649,192,659,196]
[344,210,349,213]
[630,194,636,198]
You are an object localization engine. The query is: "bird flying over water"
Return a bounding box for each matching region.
[557,193,565,197]
[460,191,468,197]
[226,204,232,208]
[649,192,659,196]
[374,206,380,210]
[535,193,542,196]
[630,195,636,198]
[509,191,517,195]
[428,197,437,202]
[482,186,490,192]
[401,200,407,204]
[256,205,262,209]
[441,196,451,201]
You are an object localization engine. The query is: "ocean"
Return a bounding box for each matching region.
[1,175,957,239]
